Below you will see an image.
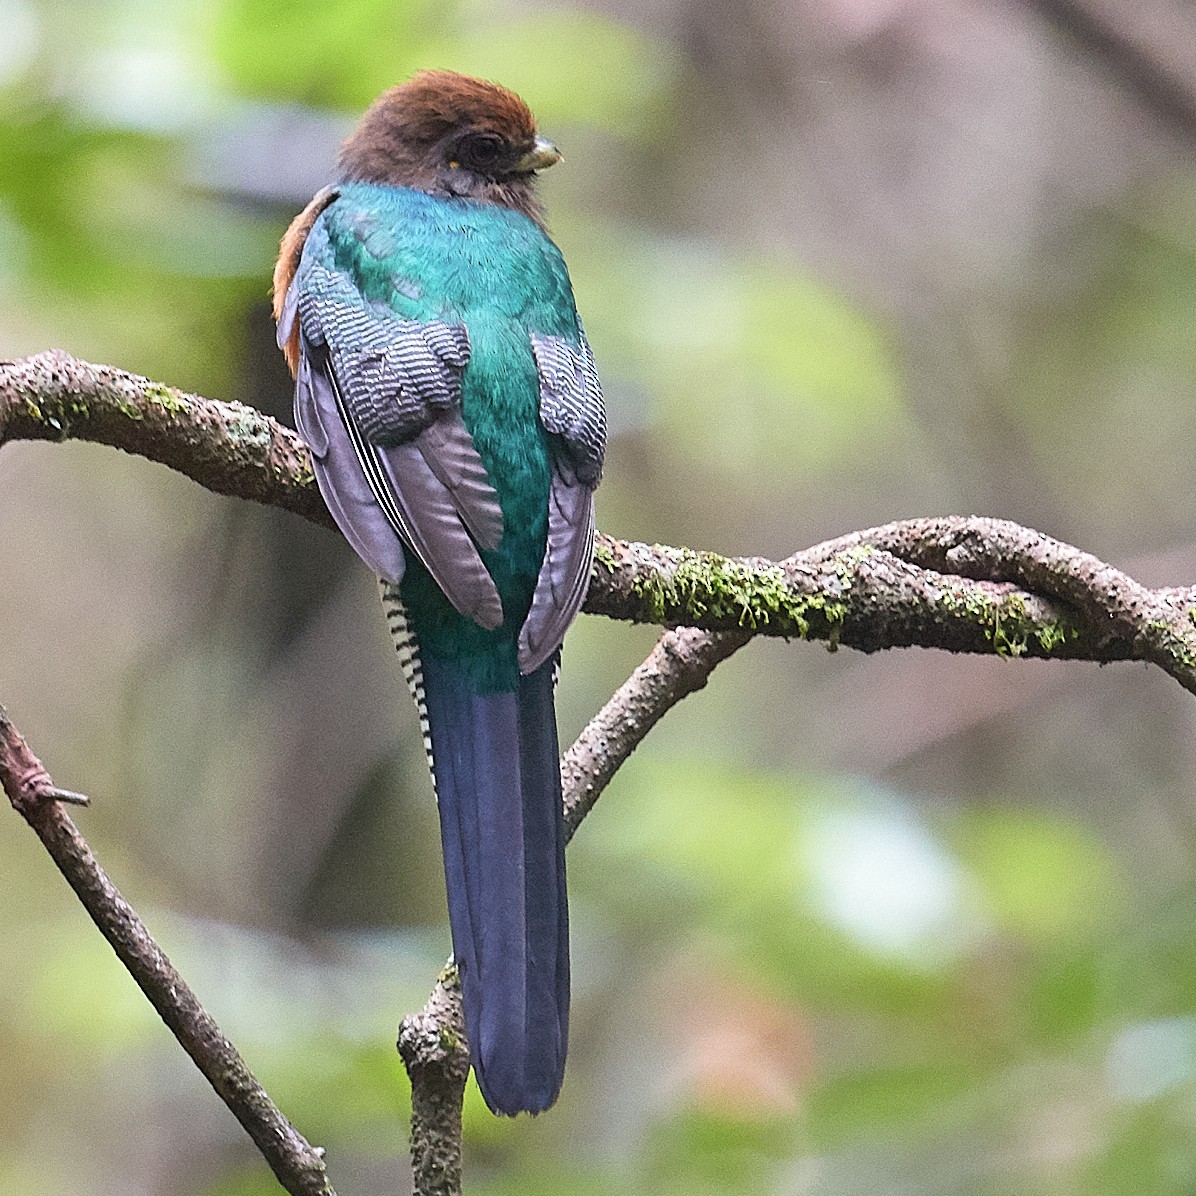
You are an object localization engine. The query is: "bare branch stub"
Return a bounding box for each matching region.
[0,707,337,1196]
[398,969,471,1196]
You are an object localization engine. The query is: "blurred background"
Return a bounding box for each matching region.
[4,0,1196,1192]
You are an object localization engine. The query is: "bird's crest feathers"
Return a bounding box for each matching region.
[361,70,537,149]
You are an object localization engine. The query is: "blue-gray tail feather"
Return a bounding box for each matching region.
[419,653,569,1115]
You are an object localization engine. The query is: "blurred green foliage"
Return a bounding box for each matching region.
[1015,187,1196,543]
[4,0,1196,1193]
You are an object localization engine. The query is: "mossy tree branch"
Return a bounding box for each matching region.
[4,350,1194,687]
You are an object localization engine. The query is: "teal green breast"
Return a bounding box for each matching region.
[324,184,580,690]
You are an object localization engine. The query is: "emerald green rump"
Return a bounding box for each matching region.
[320,183,580,691]
[399,313,548,691]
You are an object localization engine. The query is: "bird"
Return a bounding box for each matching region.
[271,71,605,1116]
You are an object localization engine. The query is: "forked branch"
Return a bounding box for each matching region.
[0,709,337,1196]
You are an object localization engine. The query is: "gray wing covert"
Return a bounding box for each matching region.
[286,223,505,631]
[299,264,468,445]
[520,330,607,674]
[529,332,606,486]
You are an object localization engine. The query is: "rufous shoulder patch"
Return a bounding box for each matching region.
[272,185,339,376]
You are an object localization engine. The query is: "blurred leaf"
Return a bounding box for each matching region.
[0,98,272,388]
[1014,179,1196,540]
[638,1106,796,1196]
[422,11,680,138]
[1098,893,1196,1024]
[470,1168,614,1196]
[0,1158,75,1196]
[212,0,446,109]
[1024,951,1102,1046]
[214,0,677,138]
[951,807,1120,943]
[556,221,907,477]
[201,1170,292,1196]
[22,922,160,1053]
[1084,1105,1196,1196]
[254,1037,411,1144]
[577,754,800,909]
[574,757,968,1016]
[85,170,275,278]
[0,102,167,288]
[461,1072,523,1146]
[808,1064,979,1149]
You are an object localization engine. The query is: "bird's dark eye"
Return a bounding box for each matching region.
[457,133,505,172]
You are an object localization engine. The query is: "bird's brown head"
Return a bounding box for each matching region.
[338,70,560,225]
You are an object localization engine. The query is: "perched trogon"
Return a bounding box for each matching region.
[272,71,605,1116]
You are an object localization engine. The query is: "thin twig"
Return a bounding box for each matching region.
[0,707,336,1196]
[1029,0,1196,136]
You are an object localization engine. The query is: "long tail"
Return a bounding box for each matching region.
[384,595,569,1114]
[422,653,569,1114]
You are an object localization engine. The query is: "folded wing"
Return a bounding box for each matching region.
[519,330,607,673]
[283,217,506,630]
